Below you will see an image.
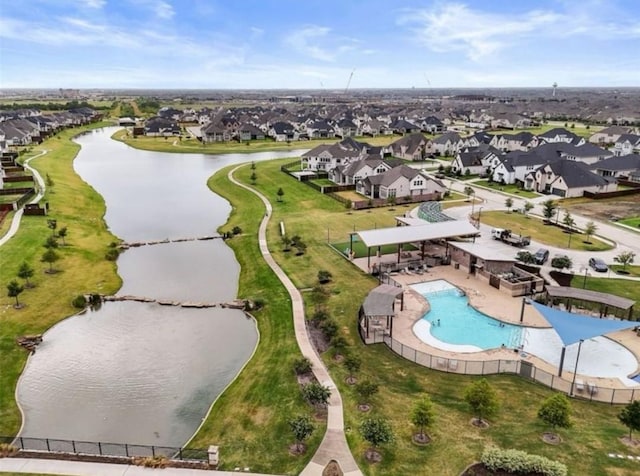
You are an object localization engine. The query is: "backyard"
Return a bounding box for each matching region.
[472,180,540,199]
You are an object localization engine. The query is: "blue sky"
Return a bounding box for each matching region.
[1,0,639,89]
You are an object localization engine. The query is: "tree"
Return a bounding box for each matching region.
[277,187,284,202]
[464,378,499,425]
[282,236,292,252]
[538,393,572,433]
[295,240,307,256]
[344,354,361,384]
[43,235,59,249]
[464,168,471,177]
[17,261,34,288]
[331,335,348,356]
[614,251,636,272]
[288,416,314,453]
[551,255,572,271]
[46,219,57,237]
[42,249,60,273]
[250,161,256,170]
[464,186,474,199]
[619,400,640,440]
[318,270,332,284]
[359,417,394,458]
[562,211,575,231]
[386,195,396,206]
[57,226,68,246]
[522,201,534,218]
[516,251,536,264]
[505,197,513,213]
[250,171,257,184]
[583,221,597,243]
[302,382,331,408]
[45,173,54,189]
[320,319,339,341]
[355,380,379,407]
[542,199,558,222]
[7,280,24,308]
[411,395,435,442]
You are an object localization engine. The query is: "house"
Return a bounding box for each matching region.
[588,125,634,145]
[361,119,392,136]
[490,113,533,130]
[301,137,371,171]
[389,118,421,135]
[331,157,401,185]
[530,160,616,197]
[201,121,232,142]
[432,131,463,156]
[334,118,358,138]
[590,154,640,180]
[492,150,557,186]
[269,122,297,142]
[611,134,640,156]
[358,165,446,199]
[537,127,584,145]
[237,123,265,141]
[452,145,501,176]
[463,131,493,148]
[417,116,445,133]
[490,131,538,152]
[385,133,434,161]
[306,120,335,139]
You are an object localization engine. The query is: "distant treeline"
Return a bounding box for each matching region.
[135,97,161,114]
[0,100,111,111]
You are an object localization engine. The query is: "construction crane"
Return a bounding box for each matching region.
[344,69,355,94]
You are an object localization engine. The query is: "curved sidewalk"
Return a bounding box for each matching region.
[227,166,362,476]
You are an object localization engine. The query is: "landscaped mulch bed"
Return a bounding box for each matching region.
[461,462,545,476]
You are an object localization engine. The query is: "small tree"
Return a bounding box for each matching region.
[321,319,339,341]
[277,187,284,202]
[288,416,314,453]
[411,395,435,442]
[505,197,513,213]
[355,380,379,407]
[464,186,474,199]
[282,236,292,252]
[7,280,24,308]
[464,168,471,177]
[522,201,534,218]
[562,211,575,231]
[293,357,312,375]
[542,199,558,222]
[44,235,59,249]
[250,171,257,184]
[17,261,34,288]
[57,226,68,246]
[359,418,394,460]
[250,161,256,170]
[232,226,242,235]
[45,173,54,189]
[538,393,572,434]
[302,382,331,408]
[583,221,597,243]
[46,219,57,237]
[318,270,332,284]
[516,251,536,264]
[331,335,348,356]
[344,354,361,384]
[614,251,636,272]
[551,255,572,271]
[464,378,499,426]
[619,400,640,440]
[42,249,60,273]
[386,195,396,206]
[295,240,307,256]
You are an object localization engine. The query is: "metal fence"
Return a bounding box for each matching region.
[0,435,208,461]
[379,335,640,405]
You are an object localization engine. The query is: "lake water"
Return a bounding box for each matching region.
[16,127,306,447]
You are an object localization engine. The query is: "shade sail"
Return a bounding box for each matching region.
[531,301,638,346]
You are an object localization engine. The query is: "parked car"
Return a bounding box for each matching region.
[534,248,550,265]
[589,257,608,272]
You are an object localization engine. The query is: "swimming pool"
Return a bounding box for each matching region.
[412,280,523,352]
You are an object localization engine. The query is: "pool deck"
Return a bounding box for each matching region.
[364,263,640,393]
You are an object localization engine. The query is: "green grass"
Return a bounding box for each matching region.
[609,265,640,278]
[620,217,640,228]
[0,122,122,436]
[331,241,416,259]
[309,178,335,187]
[113,129,399,155]
[478,211,613,251]
[472,180,540,199]
[197,157,639,475]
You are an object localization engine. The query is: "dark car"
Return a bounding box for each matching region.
[534,248,549,265]
[589,257,608,272]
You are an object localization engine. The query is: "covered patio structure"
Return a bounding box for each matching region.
[358,284,404,344]
[351,220,480,273]
[544,286,635,319]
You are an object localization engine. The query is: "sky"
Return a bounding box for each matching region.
[1,0,639,89]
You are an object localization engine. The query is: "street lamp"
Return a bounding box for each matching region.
[570,339,585,396]
[519,297,531,323]
[477,207,483,227]
[581,266,589,288]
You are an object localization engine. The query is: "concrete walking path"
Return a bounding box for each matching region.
[227,166,362,476]
[0,149,48,247]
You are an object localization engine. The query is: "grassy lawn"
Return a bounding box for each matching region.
[333,190,368,202]
[515,123,601,139]
[472,180,540,199]
[203,157,639,475]
[0,122,122,436]
[113,129,399,155]
[620,217,640,228]
[478,211,613,251]
[309,178,335,187]
[609,265,640,278]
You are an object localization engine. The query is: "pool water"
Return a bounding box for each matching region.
[412,280,523,350]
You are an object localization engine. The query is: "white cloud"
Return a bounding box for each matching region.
[154,1,175,19]
[285,25,335,61]
[399,3,561,61]
[79,0,106,8]
[250,27,264,37]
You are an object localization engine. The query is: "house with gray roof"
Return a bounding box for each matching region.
[588,125,635,145]
[530,160,615,197]
[537,127,584,145]
[452,144,501,176]
[385,133,434,161]
[357,165,446,200]
[490,131,538,152]
[611,134,640,156]
[301,137,374,171]
[590,154,640,180]
[432,131,464,156]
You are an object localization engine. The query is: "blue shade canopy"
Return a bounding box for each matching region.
[531,301,638,346]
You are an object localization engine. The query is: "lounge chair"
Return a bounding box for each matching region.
[449,359,458,371]
[575,379,585,393]
[587,382,598,395]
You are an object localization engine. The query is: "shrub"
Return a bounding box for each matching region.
[72,294,87,309]
[321,319,339,340]
[481,446,567,476]
[0,443,18,457]
[105,248,120,261]
[232,226,242,235]
[293,357,312,375]
[132,455,169,468]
